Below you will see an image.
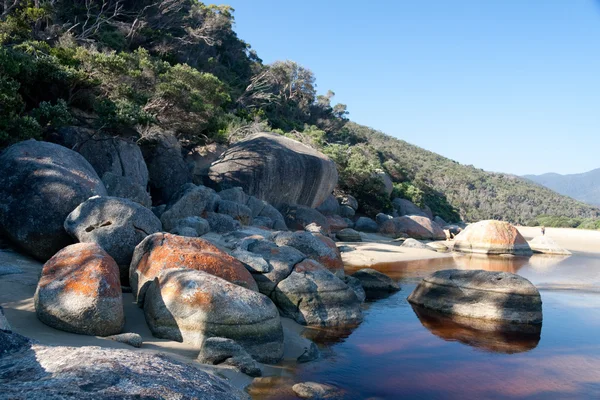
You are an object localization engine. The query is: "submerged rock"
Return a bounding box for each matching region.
[292,382,343,399]
[144,268,284,363]
[34,243,124,336]
[0,330,247,399]
[528,236,571,255]
[351,268,400,299]
[130,233,258,306]
[0,140,107,260]
[453,220,533,255]
[408,269,543,324]
[208,132,338,208]
[273,259,363,327]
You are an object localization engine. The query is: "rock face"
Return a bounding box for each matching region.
[354,217,379,233]
[34,243,124,336]
[130,233,258,306]
[197,337,262,377]
[205,212,242,233]
[139,130,192,204]
[144,268,284,363]
[528,236,571,255]
[65,196,162,283]
[274,231,344,276]
[392,198,428,217]
[453,220,533,255]
[0,306,11,331]
[281,204,330,233]
[172,216,210,237]
[408,269,543,324]
[54,126,149,188]
[273,259,362,327]
[352,268,400,299]
[208,133,338,208]
[186,143,227,185]
[0,140,107,260]
[379,216,446,240]
[102,172,152,208]
[0,331,247,399]
[160,184,220,231]
[217,200,253,225]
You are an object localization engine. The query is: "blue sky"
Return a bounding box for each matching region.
[225,0,600,175]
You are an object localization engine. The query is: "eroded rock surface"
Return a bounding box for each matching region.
[453,220,532,255]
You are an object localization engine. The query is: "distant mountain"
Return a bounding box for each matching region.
[523,169,600,206]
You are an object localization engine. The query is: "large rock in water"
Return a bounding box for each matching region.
[0,140,107,260]
[139,130,192,204]
[453,220,533,255]
[528,236,571,255]
[378,216,445,240]
[272,259,363,327]
[208,133,338,208]
[0,331,247,399]
[64,196,162,284]
[34,243,124,336]
[130,233,258,306]
[53,126,149,188]
[408,269,543,324]
[144,268,284,363]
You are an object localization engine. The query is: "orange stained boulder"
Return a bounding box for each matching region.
[34,243,124,336]
[453,220,532,255]
[130,232,258,305]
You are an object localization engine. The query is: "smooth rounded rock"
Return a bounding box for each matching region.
[160,184,219,231]
[336,228,362,242]
[408,269,543,324]
[34,243,124,336]
[274,231,344,276]
[354,217,378,233]
[130,233,258,306]
[400,238,430,250]
[64,196,162,283]
[197,337,262,377]
[102,172,152,208]
[337,195,358,211]
[0,140,107,260]
[292,382,343,399]
[144,268,284,363]
[528,236,571,255]
[351,268,400,298]
[453,220,533,255]
[208,132,338,208]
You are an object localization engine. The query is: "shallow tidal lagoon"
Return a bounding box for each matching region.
[249,253,600,399]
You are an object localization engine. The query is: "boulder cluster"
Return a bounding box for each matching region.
[0,132,403,379]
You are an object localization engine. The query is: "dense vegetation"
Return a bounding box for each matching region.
[1,0,599,225]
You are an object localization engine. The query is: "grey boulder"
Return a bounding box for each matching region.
[336,228,362,242]
[144,268,284,363]
[292,382,343,399]
[160,184,219,231]
[354,217,379,233]
[172,216,210,236]
[139,129,192,203]
[274,231,344,276]
[281,204,330,234]
[102,172,152,208]
[0,330,247,399]
[206,212,242,233]
[0,140,107,260]
[197,337,262,377]
[208,132,338,208]
[408,269,543,324]
[64,196,162,283]
[338,195,358,211]
[392,198,428,217]
[273,259,363,327]
[316,194,340,216]
[217,200,253,225]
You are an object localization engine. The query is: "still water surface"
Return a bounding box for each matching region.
[248,253,600,399]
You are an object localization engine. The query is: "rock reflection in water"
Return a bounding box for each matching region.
[302,324,359,346]
[451,253,530,273]
[411,304,541,354]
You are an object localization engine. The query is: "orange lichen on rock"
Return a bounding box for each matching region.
[453,220,532,255]
[131,233,258,305]
[314,234,344,274]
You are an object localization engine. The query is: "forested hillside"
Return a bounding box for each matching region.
[524,169,600,207]
[1,0,598,224]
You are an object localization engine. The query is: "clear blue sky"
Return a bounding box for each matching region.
[225,0,600,175]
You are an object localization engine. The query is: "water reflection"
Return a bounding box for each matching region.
[452,253,530,273]
[411,305,541,354]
